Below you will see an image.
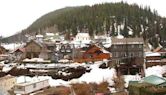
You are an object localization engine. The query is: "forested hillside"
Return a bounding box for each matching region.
[2,2,166,48]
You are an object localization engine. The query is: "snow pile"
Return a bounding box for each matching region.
[71,63,116,85]
[145,65,166,77]
[124,75,141,87]
[148,43,153,50]
[2,63,16,72]
[2,66,13,72]
[116,25,124,39]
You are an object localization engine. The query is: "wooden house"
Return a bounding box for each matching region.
[108,38,144,76]
[13,47,25,61]
[145,51,166,67]
[24,40,59,61]
[24,40,48,60]
[0,46,7,54]
[74,44,110,63]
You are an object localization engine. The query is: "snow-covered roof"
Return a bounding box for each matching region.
[116,34,124,39]
[145,52,161,57]
[23,58,51,63]
[76,32,90,37]
[46,33,55,36]
[36,34,43,38]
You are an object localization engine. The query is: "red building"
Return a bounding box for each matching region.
[74,44,111,63]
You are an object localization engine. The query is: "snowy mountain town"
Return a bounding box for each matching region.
[0,30,166,95]
[0,0,166,95]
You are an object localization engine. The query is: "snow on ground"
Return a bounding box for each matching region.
[147,43,153,50]
[16,62,166,90]
[18,62,86,69]
[145,65,166,77]
[17,62,116,87]
[124,75,141,87]
[1,43,24,51]
[2,63,16,72]
[71,63,116,85]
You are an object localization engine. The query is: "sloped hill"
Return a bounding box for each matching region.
[2,2,166,49]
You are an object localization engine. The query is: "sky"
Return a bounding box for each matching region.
[0,0,166,37]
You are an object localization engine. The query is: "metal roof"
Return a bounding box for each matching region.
[142,75,166,85]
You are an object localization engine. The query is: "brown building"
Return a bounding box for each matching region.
[108,38,144,76]
[75,44,111,63]
[145,48,166,67]
[13,47,25,62]
[0,46,7,54]
[24,40,55,60]
[24,40,60,62]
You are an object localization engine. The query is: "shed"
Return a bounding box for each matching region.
[14,79,49,94]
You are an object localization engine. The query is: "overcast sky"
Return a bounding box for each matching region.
[0,0,165,37]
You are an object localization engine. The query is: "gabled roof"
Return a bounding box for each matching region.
[25,40,44,48]
[14,48,25,53]
[154,47,166,53]
[142,75,166,85]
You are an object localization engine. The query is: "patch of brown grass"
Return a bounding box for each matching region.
[35,86,70,95]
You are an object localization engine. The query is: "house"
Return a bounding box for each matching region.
[0,46,7,54]
[145,52,166,67]
[145,47,166,67]
[24,40,46,59]
[128,75,166,95]
[24,40,58,61]
[12,47,25,62]
[44,42,58,62]
[72,32,91,48]
[0,75,16,94]
[74,44,111,63]
[59,43,75,60]
[108,38,144,76]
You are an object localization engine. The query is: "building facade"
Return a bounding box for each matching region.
[0,75,16,94]
[108,38,144,76]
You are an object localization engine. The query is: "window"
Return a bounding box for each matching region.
[139,44,142,48]
[114,45,117,49]
[33,83,36,88]
[138,52,142,57]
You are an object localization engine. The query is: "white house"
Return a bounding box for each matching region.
[72,32,91,48]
